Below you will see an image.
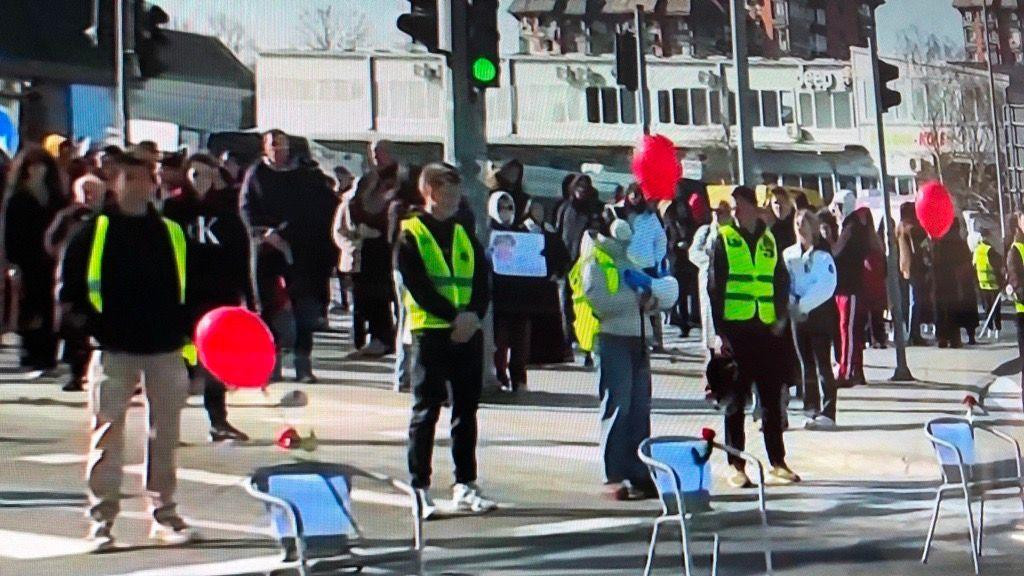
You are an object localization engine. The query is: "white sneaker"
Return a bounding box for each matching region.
[149,517,196,545]
[452,483,497,514]
[87,522,115,552]
[416,488,436,520]
[804,415,837,431]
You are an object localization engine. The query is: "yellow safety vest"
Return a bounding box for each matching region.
[401,216,475,330]
[720,224,777,325]
[973,242,999,291]
[568,246,619,353]
[87,214,193,363]
[1014,242,1024,313]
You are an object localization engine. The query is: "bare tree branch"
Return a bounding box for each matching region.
[206,13,257,66]
[296,2,372,51]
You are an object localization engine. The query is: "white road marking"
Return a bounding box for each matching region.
[110,554,290,576]
[0,528,97,559]
[486,517,647,538]
[19,452,87,464]
[500,444,602,462]
[116,511,275,537]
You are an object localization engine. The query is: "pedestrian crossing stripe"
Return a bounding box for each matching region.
[0,528,97,559]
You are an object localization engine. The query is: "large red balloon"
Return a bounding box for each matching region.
[915,181,955,239]
[631,134,681,202]
[195,307,276,389]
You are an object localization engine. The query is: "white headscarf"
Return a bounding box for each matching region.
[487,191,514,226]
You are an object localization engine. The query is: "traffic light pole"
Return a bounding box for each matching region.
[114,0,130,145]
[982,0,1008,245]
[730,0,755,186]
[634,5,650,134]
[868,10,913,382]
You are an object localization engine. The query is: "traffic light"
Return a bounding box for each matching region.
[877,58,901,113]
[466,0,499,89]
[615,32,638,91]
[397,0,440,53]
[134,1,169,78]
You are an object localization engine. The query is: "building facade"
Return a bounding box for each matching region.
[955,0,1024,65]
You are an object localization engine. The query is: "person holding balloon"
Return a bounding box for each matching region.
[396,163,497,517]
[58,150,196,550]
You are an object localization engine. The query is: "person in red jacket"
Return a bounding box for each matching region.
[862,212,888,349]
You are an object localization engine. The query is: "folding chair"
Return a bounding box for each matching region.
[638,436,772,576]
[922,417,1024,574]
[245,462,423,576]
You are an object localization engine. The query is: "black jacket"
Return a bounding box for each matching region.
[59,206,191,354]
[833,208,871,296]
[396,212,490,326]
[163,187,254,318]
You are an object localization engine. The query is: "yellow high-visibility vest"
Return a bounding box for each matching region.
[401,216,475,330]
[719,224,777,325]
[973,242,999,291]
[568,247,619,353]
[1014,242,1024,313]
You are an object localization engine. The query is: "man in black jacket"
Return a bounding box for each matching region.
[240,130,338,383]
[164,153,253,442]
[59,152,195,550]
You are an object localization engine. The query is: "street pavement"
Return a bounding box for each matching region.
[0,312,1023,575]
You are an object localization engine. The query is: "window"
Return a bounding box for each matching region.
[761,90,780,127]
[912,83,927,122]
[861,176,878,190]
[709,91,723,124]
[820,176,835,202]
[672,88,690,125]
[585,87,636,125]
[837,175,857,191]
[801,175,821,194]
[658,91,671,123]
[783,174,801,187]
[799,92,814,125]
[728,92,737,126]
[691,88,708,125]
[814,91,833,128]
[781,92,795,125]
[833,92,853,128]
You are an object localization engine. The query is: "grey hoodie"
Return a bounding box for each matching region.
[582,234,645,338]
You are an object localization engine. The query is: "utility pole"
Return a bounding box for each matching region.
[634,4,650,134]
[114,0,130,145]
[730,0,755,185]
[982,0,1008,244]
[448,0,489,234]
[868,6,913,382]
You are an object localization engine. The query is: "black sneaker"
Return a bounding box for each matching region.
[208,422,250,442]
[62,377,84,392]
[295,373,318,384]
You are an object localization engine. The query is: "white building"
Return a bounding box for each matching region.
[255,46,1007,202]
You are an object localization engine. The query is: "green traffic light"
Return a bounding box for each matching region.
[471,57,497,84]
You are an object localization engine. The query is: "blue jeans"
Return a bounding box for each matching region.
[595,334,652,484]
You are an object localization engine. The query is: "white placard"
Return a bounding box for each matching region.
[489,231,547,278]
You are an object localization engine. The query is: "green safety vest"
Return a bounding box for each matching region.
[401,216,475,330]
[1014,242,1024,313]
[568,246,619,353]
[973,242,1000,292]
[87,214,192,362]
[719,224,778,325]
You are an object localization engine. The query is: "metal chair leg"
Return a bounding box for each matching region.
[710,533,720,576]
[643,516,664,576]
[978,495,985,557]
[679,515,693,576]
[922,490,943,564]
[963,487,980,575]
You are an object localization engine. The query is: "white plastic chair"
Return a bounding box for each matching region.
[245,462,422,575]
[638,436,772,576]
[922,417,1024,574]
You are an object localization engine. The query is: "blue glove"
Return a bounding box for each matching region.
[623,269,653,293]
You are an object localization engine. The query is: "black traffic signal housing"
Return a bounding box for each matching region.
[467,0,500,89]
[397,0,440,53]
[878,58,901,113]
[615,32,638,91]
[134,1,169,78]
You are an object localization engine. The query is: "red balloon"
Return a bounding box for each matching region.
[195,307,276,389]
[915,181,955,239]
[631,134,681,202]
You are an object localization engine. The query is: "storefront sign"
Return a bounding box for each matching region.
[798,69,852,92]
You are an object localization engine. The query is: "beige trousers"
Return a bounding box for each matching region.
[86,349,189,525]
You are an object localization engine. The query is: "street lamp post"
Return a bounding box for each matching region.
[730,0,755,186]
[868,4,913,382]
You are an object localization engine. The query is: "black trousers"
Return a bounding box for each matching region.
[61,327,93,380]
[980,290,1002,331]
[408,330,483,489]
[352,276,395,348]
[794,323,838,421]
[1018,314,1024,412]
[722,324,787,468]
[494,313,531,388]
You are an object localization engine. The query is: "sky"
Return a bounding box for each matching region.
[151,0,965,59]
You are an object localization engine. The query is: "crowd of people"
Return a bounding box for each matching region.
[0,129,1018,544]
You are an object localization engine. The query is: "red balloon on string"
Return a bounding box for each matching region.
[195,306,276,389]
[631,134,681,202]
[915,181,955,239]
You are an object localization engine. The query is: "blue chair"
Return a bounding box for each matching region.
[922,417,1024,574]
[245,462,422,575]
[638,436,772,576]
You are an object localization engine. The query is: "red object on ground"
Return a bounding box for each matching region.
[276,427,302,449]
[915,181,955,239]
[962,395,978,407]
[195,306,276,389]
[700,427,716,442]
[631,134,681,202]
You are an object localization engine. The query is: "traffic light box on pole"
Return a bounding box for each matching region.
[878,58,901,113]
[397,0,441,54]
[466,0,499,89]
